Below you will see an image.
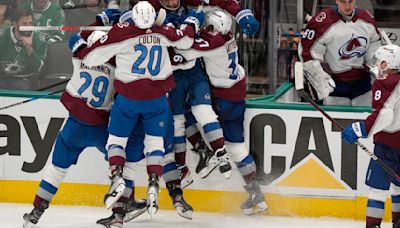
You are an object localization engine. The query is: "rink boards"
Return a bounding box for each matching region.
[0,88,394,220]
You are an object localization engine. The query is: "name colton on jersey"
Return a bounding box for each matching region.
[139,35,161,45]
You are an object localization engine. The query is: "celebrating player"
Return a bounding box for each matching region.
[341,44,400,228]
[78,0,196,218]
[175,10,268,215]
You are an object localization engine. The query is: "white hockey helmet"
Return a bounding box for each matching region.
[131,1,156,29]
[205,10,232,35]
[87,30,107,47]
[373,44,400,71]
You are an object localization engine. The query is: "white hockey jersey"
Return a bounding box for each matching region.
[365,73,400,148]
[176,31,246,101]
[61,57,115,125]
[299,7,381,82]
[79,22,194,100]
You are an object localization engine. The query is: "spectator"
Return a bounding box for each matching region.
[0,8,47,90]
[20,0,65,44]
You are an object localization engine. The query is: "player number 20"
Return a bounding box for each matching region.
[132,44,162,76]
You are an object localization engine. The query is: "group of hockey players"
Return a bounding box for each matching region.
[22,0,266,228]
[20,0,400,227]
[300,0,400,228]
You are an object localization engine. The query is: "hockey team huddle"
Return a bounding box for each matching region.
[20,0,400,228]
[22,0,264,227]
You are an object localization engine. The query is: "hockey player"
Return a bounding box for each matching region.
[175,10,268,215]
[341,44,400,228]
[22,30,147,228]
[299,0,381,106]
[83,2,194,221]
[78,0,196,218]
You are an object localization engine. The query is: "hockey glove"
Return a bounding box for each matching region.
[68,33,87,54]
[97,8,121,25]
[119,10,134,24]
[341,121,367,144]
[182,9,205,34]
[303,60,336,101]
[236,9,260,36]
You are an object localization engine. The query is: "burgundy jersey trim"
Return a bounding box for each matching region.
[212,77,246,101]
[60,92,110,126]
[114,75,175,100]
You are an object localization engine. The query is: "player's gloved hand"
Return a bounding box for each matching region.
[68,33,87,53]
[182,9,205,33]
[119,10,134,24]
[236,9,260,36]
[341,121,367,144]
[97,8,121,25]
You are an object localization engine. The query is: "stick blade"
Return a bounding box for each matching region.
[294,61,304,90]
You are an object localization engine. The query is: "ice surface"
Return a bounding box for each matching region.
[1,203,392,228]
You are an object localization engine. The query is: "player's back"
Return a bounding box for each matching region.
[176,30,246,101]
[369,73,400,148]
[81,23,194,100]
[61,57,115,125]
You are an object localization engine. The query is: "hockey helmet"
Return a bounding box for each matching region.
[372,44,400,71]
[205,10,232,35]
[131,1,156,29]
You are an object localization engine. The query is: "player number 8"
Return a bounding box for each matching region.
[374,90,381,101]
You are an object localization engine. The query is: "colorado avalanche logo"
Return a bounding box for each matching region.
[338,34,368,60]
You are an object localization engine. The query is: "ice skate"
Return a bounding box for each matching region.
[216,147,232,179]
[196,146,220,179]
[167,182,193,220]
[146,173,159,217]
[241,182,267,215]
[22,201,49,228]
[104,166,126,209]
[96,208,124,228]
[178,164,194,189]
[123,199,146,222]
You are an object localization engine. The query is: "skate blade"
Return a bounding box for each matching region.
[221,170,232,179]
[146,193,158,217]
[105,184,126,209]
[242,202,268,215]
[198,162,219,179]
[176,207,193,220]
[181,176,194,189]
[123,207,147,223]
[23,220,32,228]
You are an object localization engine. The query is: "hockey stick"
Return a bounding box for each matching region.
[37,79,69,91]
[20,26,112,31]
[0,89,64,112]
[20,9,166,32]
[294,62,400,182]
